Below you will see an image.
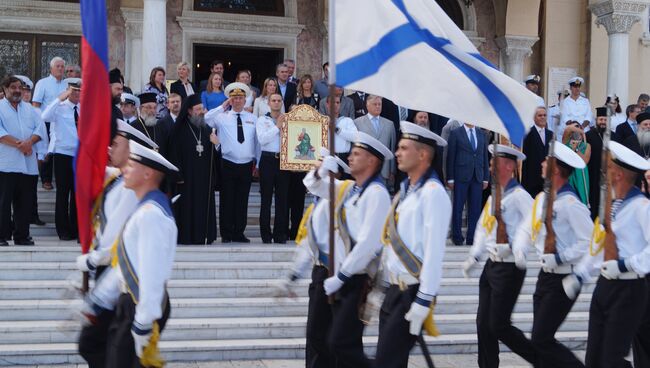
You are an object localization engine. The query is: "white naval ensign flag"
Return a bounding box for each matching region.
[332,0,539,146]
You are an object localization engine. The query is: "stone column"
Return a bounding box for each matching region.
[590,0,649,105]
[142,0,167,89]
[495,35,539,83]
[122,8,143,91]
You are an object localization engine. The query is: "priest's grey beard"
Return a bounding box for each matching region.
[638,129,650,150]
[189,114,206,128]
[142,114,158,127]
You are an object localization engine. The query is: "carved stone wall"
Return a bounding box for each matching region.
[166,0,184,77]
[474,0,500,67]
[295,0,324,79]
[108,0,127,71]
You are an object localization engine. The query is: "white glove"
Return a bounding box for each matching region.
[323,275,345,296]
[462,257,478,278]
[131,327,152,358]
[404,302,429,335]
[273,278,297,298]
[540,254,559,270]
[514,250,527,270]
[562,274,582,300]
[318,156,339,178]
[76,253,94,272]
[362,289,386,323]
[601,260,623,280]
[490,244,511,259]
[91,249,113,267]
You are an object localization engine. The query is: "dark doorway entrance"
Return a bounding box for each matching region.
[193,44,283,92]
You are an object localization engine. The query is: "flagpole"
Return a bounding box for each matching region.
[327,0,337,304]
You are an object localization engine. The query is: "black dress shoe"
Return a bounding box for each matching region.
[453,239,464,246]
[30,218,46,226]
[273,238,287,244]
[222,238,232,244]
[233,236,250,243]
[262,238,273,244]
[14,239,34,246]
[0,239,8,246]
[59,235,75,241]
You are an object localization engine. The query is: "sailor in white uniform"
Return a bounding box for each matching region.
[512,143,592,367]
[374,121,450,367]
[461,144,536,368]
[303,131,392,368]
[76,120,157,367]
[279,147,350,368]
[524,74,546,108]
[563,141,650,368]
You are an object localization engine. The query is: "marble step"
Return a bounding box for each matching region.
[0,277,596,300]
[0,293,594,322]
[0,331,589,366]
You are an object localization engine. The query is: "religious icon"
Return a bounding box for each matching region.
[280,104,329,171]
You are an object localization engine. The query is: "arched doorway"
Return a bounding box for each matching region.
[436,0,465,29]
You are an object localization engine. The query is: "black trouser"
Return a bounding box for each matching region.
[633,278,650,368]
[39,122,52,184]
[78,309,115,368]
[477,259,537,368]
[105,293,171,368]
[585,276,648,368]
[0,172,36,241]
[531,270,583,368]
[306,265,333,368]
[287,171,306,240]
[329,273,371,368]
[31,175,40,221]
[375,284,420,368]
[219,159,252,240]
[258,152,289,242]
[53,154,77,239]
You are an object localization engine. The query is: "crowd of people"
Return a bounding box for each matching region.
[1,55,650,368]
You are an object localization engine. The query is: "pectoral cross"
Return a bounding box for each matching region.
[196,142,204,157]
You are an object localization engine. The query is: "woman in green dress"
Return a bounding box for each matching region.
[562,124,591,206]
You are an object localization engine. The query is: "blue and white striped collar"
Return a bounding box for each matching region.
[400,167,441,200]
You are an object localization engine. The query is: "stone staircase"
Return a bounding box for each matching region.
[0,185,590,365]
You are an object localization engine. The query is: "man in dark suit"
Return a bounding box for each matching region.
[381,98,411,191]
[275,63,297,112]
[586,107,608,219]
[348,90,368,118]
[615,104,641,143]
[521,107,553,197]
[199,60,229,93]
[446,123,489,245]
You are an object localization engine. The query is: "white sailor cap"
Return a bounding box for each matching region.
[120,93,140,107]
[128,140,178,175]
[609,141,650,173]
[524,74,541,84]
[488,144,526,161]
[224,82,251,98]
[568,76,584,86]
[14,75,33,90]
[352,131,394,161]
[400,121,447,147]
[553,143,586,170]
[319,147,351,174]
[63,78,82,89]
[116,119,158,150]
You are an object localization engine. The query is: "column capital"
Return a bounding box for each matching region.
[589,0,649,35]
[495,35,539,60]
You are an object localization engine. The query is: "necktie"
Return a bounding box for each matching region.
[236,113,245,144]
[73,105,79,128]
[371,117,380,135]
[469,128,476,151]
[399,106,408,121]
[539,128,545,145]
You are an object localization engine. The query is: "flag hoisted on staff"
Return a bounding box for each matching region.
[332,0,539,147]
[75,0,111,254]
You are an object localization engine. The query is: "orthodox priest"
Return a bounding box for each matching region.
[132,92,173,158]
[169,94,220,244]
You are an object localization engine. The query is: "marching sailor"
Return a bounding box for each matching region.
[279,147,351,368]
[563,141,650,368]
[512,143,592,367]
[76,120,158,367]
[461,144,537,368]
[374,121,451,367]
[303,131,392,368]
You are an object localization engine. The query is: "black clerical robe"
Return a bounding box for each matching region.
[586,129,604,220]
[169,119,220,244]
[130,118,173,159]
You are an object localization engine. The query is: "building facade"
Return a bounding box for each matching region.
[1,0,649,109]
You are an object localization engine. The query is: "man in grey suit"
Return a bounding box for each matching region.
[319,86,355,119]
[354,95,396,185]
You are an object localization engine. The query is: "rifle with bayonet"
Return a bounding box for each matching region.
[491,135,508,243]
[598,110,618,260]
[542,126,558,254]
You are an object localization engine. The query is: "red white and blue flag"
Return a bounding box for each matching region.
[75,0,110,253]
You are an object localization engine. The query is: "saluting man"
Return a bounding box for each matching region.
[278,147,351,368]
[374,121,450,367]
[76,120,158,367]
[512,143,592,367]
[563,141,650,368]
[303,132,392,368]
[461,144,536,368]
